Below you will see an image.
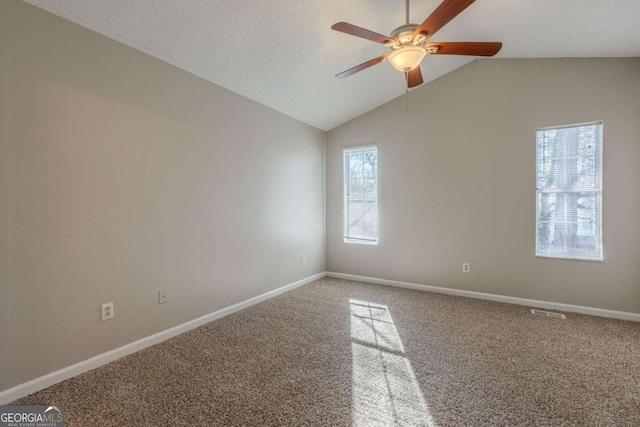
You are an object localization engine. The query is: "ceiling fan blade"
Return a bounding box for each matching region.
[336,54,390,79]
[332,22,395,45]
[412,0,476,41]
[407,66,424,88]
[426,42,502,56]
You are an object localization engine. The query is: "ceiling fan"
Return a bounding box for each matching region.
[331,0,502,89]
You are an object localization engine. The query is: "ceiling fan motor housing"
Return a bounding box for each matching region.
[389,23,419,44]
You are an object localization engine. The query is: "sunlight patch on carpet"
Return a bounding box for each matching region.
[350,299,436,426]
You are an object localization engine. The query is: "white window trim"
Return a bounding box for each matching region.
[535,120,603,261]
[344,145,378,245]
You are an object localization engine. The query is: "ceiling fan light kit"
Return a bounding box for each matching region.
[388,45,426,72]
[331,0,502,89]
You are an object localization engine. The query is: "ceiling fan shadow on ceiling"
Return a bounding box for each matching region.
[331,0,502,89]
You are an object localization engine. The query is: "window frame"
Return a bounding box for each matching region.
[535,120,603,261]
[343,145,379,245]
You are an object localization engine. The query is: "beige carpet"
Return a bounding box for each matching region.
[13,277,640,426]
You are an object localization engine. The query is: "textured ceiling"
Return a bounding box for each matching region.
[23,0,640,130]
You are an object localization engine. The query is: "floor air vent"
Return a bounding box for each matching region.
[530,309,566,319]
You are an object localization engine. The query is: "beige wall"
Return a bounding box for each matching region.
[0,0,325,391]
[327,58,640,313]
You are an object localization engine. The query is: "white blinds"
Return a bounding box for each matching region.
[344,147,378,243]
[536,122,603,260]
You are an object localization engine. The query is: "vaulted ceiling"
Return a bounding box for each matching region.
[23,0,640,130]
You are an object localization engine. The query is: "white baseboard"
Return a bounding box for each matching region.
[327,272,640,323]
[0,272,327,405]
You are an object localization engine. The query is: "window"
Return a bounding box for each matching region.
[536,121,603,260]
[344,146,378,244]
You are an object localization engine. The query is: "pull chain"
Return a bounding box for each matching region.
[404,71,410,111]
[406,89,409,111]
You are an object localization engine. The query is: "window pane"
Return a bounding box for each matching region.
[348,150,377,195]
[536,192,600,260]
[537,124,600,190]
[348,196,378,241]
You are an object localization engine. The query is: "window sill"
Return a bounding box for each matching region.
[344,238,378,245]
[535,254,603,262]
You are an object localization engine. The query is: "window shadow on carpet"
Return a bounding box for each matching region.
[350,299,436,426]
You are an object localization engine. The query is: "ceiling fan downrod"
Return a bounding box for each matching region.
[406,0,410,25]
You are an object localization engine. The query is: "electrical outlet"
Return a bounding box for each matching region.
[301,254,306,264]
[101,302,114,321]
[159,290,168,304]
[462,263,470,273]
